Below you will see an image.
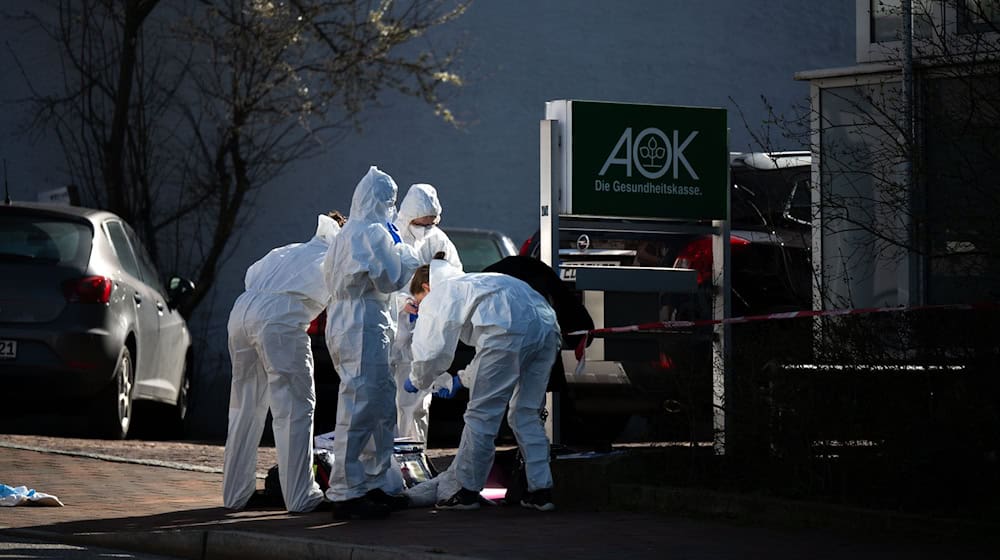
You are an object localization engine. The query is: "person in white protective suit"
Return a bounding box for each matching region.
[322,166,421,520]
[223,212,343,513]
[404,258,562,511]
[391,183,462,444]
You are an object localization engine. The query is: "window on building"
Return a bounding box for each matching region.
[957,0,1000,34]
[872,0,903,42]
[870,0,939,43]
[922,73,1000,304]
[819,81,907,309]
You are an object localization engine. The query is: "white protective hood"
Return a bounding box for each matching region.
[392,183,462,269]
[314,213,341,245]
[350,166,397,225]
[395,183,442,238]
[430,258,464,287]
[323,167,420,298]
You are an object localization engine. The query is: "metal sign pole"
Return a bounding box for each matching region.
[540,118,561,445]
[712,138,732,455]
[711,218,732,455]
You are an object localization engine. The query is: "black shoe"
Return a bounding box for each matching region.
[244,489,284,510]
[312,500,334,512]
[435,488,481,510]
[331,496,392,520]
[520,488,555,512]
[365,488,410,511]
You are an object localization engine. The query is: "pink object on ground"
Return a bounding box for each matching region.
[480,487,507,501]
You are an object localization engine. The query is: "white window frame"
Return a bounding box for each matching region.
[858,0,1000,63]
[856,0,947,63]
[942,0,1000,49]
[809,70,919,311]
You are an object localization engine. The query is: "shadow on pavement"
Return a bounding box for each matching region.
[9,503,999,560]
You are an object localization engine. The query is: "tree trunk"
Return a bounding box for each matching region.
[104,0,159,218]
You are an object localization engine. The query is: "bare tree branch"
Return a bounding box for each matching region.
[7,0,470,317]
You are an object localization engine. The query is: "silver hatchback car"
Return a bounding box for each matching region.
[0,202,193,439]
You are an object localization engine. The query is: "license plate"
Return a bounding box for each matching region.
[0,339,16,359]
[559,261,621,281]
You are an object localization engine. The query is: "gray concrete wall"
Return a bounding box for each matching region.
[1,1,856,438]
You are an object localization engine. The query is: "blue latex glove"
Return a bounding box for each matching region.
[436,375,463,399]
[403,300,419,323]
[403,378,419,394]
[386,222,402,244]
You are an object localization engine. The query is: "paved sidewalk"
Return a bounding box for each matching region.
[0,446,994,560]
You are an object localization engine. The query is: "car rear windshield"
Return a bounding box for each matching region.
[449,232,505,272]
[0,213,92,266]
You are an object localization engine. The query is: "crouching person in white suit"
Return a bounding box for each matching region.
[403,257,561,511]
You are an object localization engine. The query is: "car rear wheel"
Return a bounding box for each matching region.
[93,346,135,440]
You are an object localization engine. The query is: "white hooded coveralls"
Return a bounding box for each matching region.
[391,183,462,443]
[410,261,561,500]
[223,214,340,513]
[323,167,421,502]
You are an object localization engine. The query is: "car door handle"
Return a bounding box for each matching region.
[133,293,142,305]
[156,301,165,312]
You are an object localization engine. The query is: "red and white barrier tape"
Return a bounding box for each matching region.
[569,301,998,362]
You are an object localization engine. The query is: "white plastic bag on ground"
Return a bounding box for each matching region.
[0,484,64,507]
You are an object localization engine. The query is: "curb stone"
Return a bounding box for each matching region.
[3,528,205,559]
[203,530,480,560]
[0,441,233,477]
[3,528,482,560]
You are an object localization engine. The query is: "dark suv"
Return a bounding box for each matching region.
[520,152,812,442]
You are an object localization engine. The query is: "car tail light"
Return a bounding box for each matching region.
[308,310,327,336]
[673,236,750,285]
[518,235,534,256]
[63,276,113,304]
